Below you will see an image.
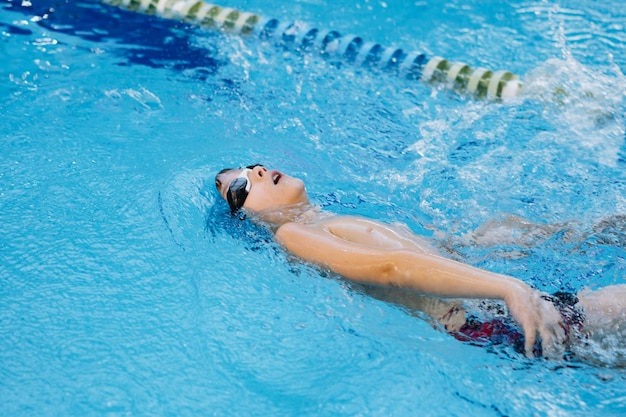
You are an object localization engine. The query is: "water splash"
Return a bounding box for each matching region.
[523,56,626,167]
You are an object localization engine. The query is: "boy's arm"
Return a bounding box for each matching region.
[275,221,565,356]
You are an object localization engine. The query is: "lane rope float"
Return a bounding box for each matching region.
[102,0,524,99]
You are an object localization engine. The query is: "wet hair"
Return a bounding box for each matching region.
[214,167,234,192]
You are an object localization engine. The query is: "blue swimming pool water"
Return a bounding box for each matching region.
[1,0,625,415]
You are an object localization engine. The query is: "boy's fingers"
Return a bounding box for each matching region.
[537,297,567,359]
[523,323,537,358]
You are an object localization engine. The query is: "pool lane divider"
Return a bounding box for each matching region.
[102,0,524,99]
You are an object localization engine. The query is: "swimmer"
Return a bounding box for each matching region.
[215,164,626,361]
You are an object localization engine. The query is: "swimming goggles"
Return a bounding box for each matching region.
[226,164,262,212]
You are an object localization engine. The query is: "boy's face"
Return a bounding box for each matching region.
[217,165,309,212]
